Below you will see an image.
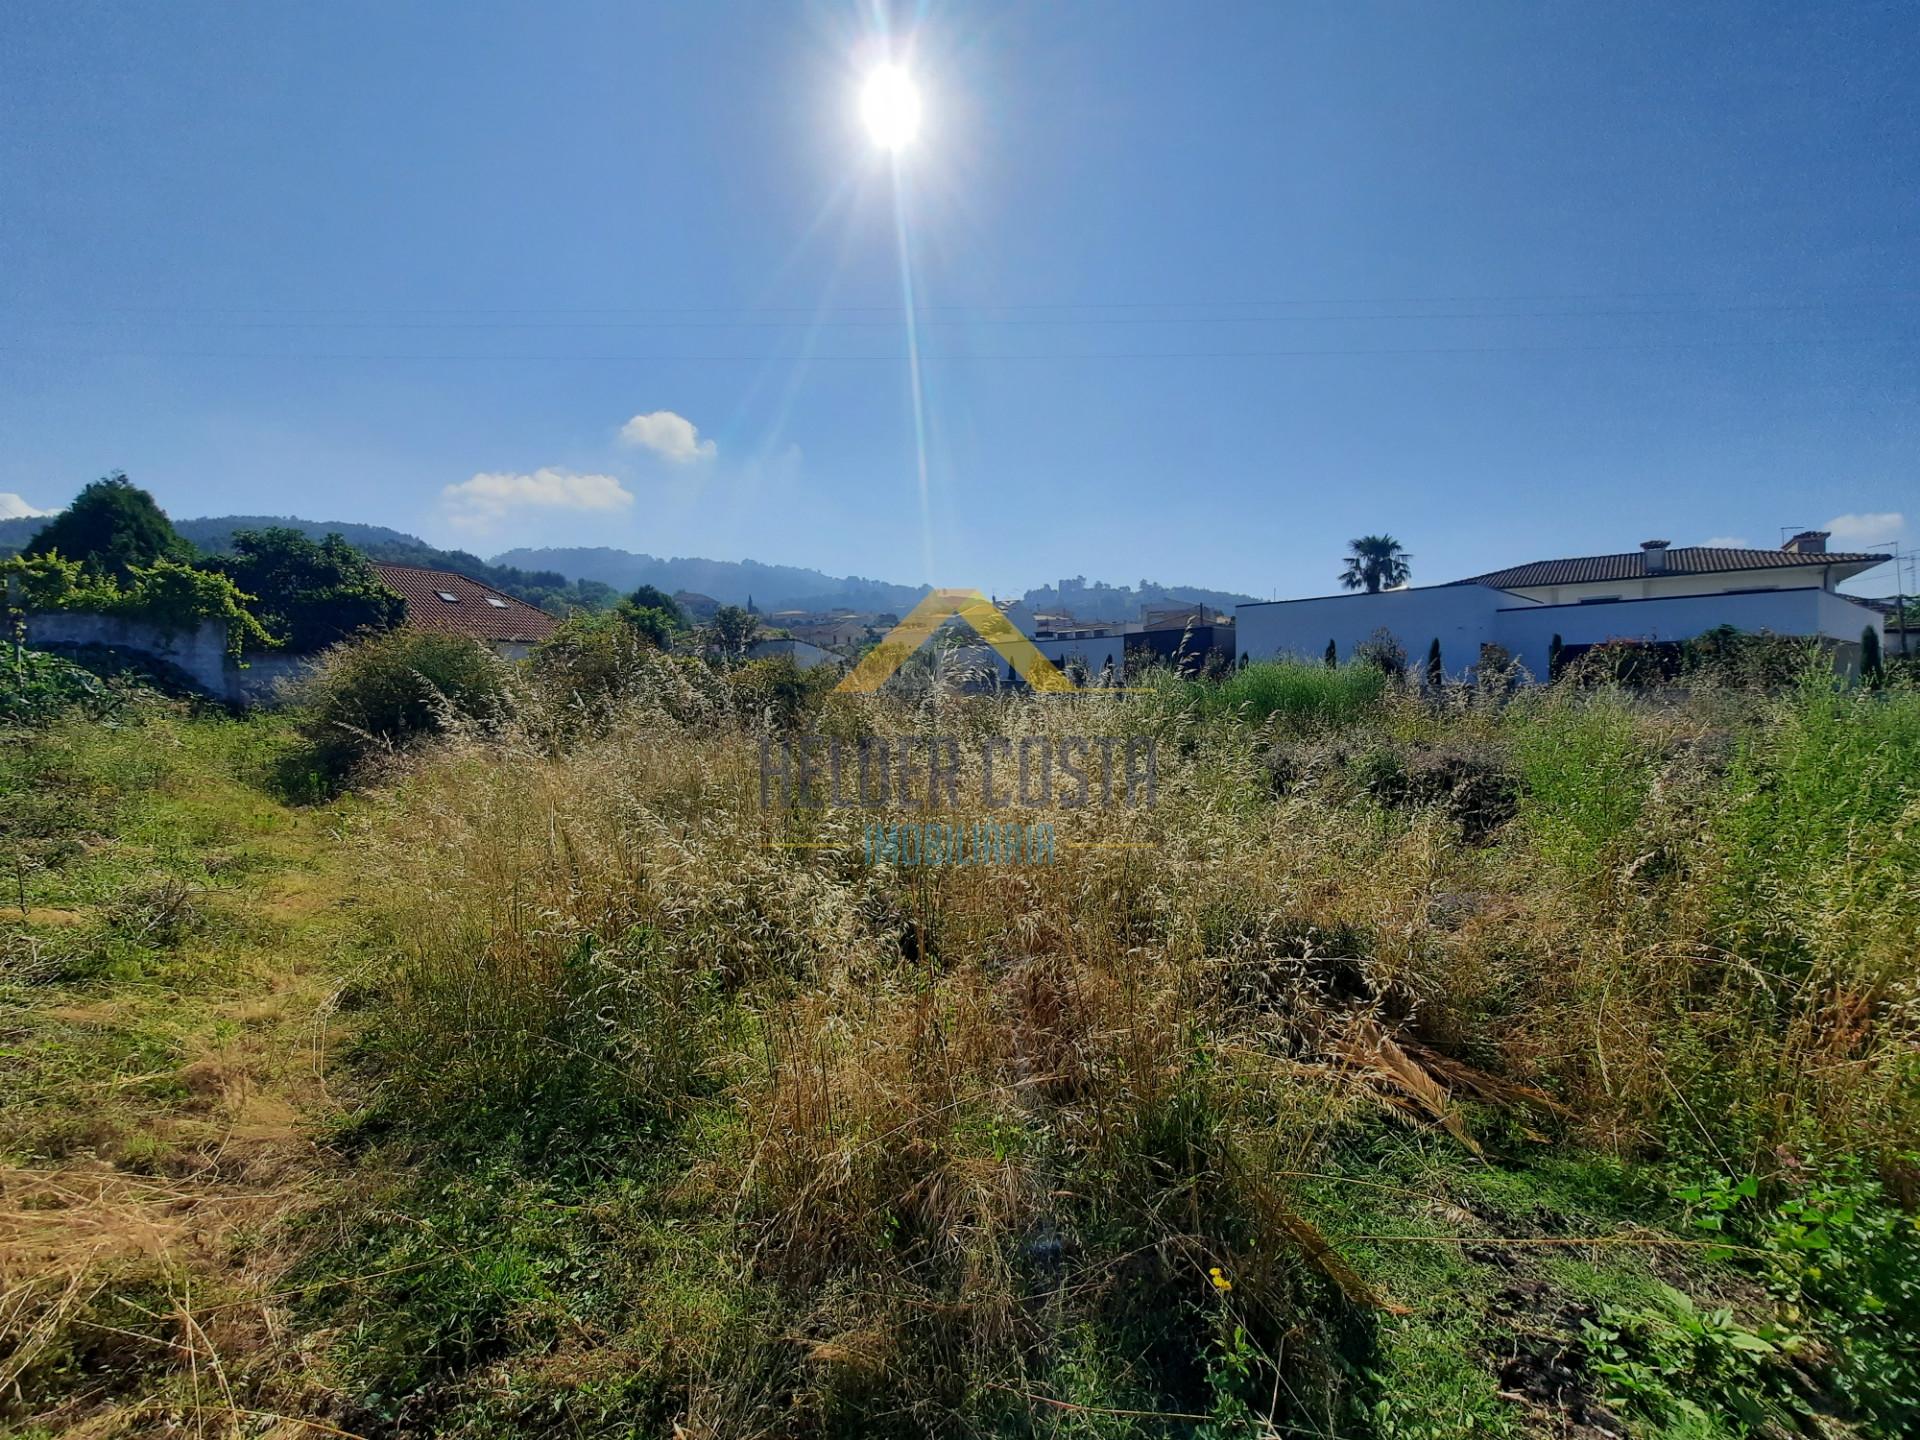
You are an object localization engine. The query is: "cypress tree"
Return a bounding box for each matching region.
[1426,637,1443,688]
[1323,638,1337,668]
[1861,625,1884,687]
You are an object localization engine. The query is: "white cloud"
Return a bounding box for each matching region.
[1822,512,1905,549]
[0,493,54,521]
[441,468,634,530]
[619,410,716,463]
[1700,535,1751,549]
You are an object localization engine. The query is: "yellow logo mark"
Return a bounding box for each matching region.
[837,588,1076,694]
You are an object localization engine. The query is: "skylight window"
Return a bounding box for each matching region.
[485,596,509,608]
[435,590,460,603]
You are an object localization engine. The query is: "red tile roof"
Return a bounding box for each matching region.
[1452,546,1890,590]
[371,563,560,645]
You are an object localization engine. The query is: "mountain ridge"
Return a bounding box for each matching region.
[2,511,1258,620]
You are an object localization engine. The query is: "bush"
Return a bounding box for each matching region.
[1269,733,1520,841]
[725,655,838,729]
[0,649,156,724]
[527,612,661,710]
[526,613,725,737]
[294,629,515,776]
[1381,739,1520,842]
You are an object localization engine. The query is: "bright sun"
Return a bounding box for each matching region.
[861,63,921,150]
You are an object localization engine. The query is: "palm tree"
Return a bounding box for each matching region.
[1339,535,1412,594]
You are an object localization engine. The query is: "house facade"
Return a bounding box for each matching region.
[1236,533,1890,680]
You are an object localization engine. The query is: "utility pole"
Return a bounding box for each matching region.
[1897,548,1912,661]
[5,573,21,680]
[1866,539,1912,661]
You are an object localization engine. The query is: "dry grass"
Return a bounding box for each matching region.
[326,665,1918,1433]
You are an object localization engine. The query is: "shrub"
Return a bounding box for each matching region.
[0,650,137,724]
[527,611,661,710]
[1272,733,1520,841]
[293,629,515,776]
[1352,626,1407,678]
[1389,739,1520,841]
[726,655,838,729]
[526,613,725,737]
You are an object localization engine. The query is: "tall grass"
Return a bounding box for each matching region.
[1164,658,1387,730]
[325,658,1920,1436]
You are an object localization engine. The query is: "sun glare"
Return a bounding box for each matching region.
[861,63,921,151]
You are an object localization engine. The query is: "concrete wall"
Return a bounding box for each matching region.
[1235,585,1518,676]
[1491,588,1884,680]
[26,612,234,694]
[1234,583,1886,684]
[23,611,321,706]
[1035,633,1126,682]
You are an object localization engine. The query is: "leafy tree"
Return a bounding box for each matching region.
[1338,534,1412,594]
[25,473,195,582]
[703,605,760,666]
[623,584,685,627]
[1426,637,1443,688]
[623,606,680,649]
[212,528,404,652]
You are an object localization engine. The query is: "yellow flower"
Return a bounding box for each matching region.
[1208,1265,1232,1293]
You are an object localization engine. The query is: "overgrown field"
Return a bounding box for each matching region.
[4,651,1917,1439]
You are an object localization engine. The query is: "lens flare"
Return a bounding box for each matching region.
[861,64,921,150]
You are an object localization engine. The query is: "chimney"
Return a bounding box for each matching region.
[1640,539,1670,573]
[1783,530,1829,555]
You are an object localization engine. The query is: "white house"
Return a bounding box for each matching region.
[1237,532,1891,680]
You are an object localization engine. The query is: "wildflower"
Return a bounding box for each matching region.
[1208,1265,1232,1293]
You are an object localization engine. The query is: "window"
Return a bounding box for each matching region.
[435,590,460,603]
[485,596,509,608]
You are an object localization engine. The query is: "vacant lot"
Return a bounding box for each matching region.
[4,658,1916,1439]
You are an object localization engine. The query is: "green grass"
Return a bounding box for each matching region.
[1166,658,1389,730]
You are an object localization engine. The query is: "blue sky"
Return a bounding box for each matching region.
[2,1,1915,599]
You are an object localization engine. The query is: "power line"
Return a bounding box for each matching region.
[2,335,1916,364]
[42,282,1920,320]
[16,298,1920,332]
